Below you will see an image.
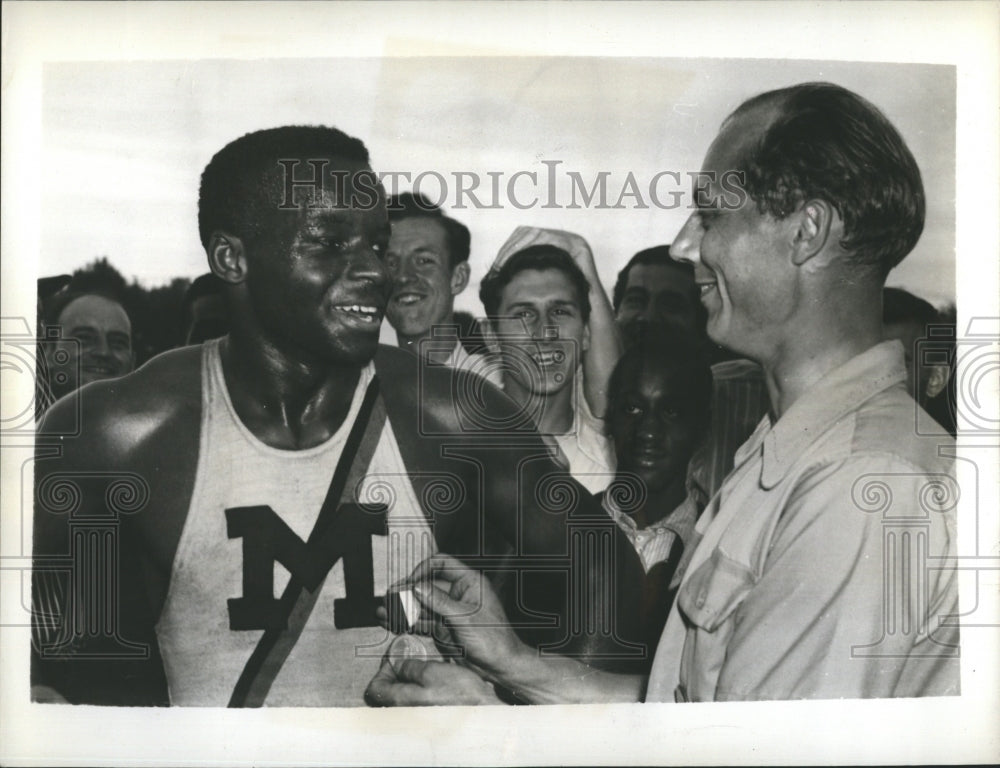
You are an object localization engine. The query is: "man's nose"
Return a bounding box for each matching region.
[637,411,665,443]
[347,247,388,288]
[640,303,660,325]
[91,335,113,359]
[393,257,417,284]
[670,214,703,266]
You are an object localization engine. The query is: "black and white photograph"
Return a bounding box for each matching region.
[1,1,998,765]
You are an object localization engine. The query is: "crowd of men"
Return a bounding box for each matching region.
[32,81,960,708]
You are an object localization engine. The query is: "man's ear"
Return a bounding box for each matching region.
[791,199,835,266]
[450,261,471,296]
[581,322,591,354]
[208,232,248,284]
[926,363,951,400]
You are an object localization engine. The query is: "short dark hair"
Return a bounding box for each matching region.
[387,192,471,269]
[729,82,925,278]
[883,286,938,326]
[197,125,370,250]
[611,245,695,312]
[479,244,591,322]
[608,325,712,429]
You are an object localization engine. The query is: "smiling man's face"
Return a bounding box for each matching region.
[670,108,797,361]
[49,294,134,397]
[493,267,588,398]
[384,216,466,344]
[242,155,391,366]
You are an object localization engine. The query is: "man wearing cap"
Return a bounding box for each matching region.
[478,227,621,495]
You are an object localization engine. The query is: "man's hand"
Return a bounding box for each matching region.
[365,657,502,706]
[369,554,649,706]
[401,554,531,684]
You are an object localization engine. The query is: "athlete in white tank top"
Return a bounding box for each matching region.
[156,339,435,706]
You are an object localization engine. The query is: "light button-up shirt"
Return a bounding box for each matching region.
[646,341,959,702]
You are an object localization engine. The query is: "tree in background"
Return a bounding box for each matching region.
[67,257,191,366]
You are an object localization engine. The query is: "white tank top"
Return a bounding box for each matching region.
[156,340,435,706]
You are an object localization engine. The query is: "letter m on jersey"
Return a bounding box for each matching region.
[224,503,386,632]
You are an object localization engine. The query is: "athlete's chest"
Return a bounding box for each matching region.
[152,429,434,706]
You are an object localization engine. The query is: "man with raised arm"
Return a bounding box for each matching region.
[478,227,622,494]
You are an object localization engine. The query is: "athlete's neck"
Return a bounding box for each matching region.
[218,334,363,450]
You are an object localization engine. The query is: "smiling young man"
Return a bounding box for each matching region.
[479,242,616,494]
[367,83,959,706]
[384,192,476,367]
[32,126,646,707]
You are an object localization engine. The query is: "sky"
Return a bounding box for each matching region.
[40,56,956,312]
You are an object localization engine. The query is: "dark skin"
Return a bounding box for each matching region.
[33,154,645,703]
[607,355,707,529]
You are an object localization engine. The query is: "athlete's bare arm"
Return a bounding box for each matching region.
[376,346,646,668]
[32,346,202,703]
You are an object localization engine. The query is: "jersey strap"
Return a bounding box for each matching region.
[228,375,386,707]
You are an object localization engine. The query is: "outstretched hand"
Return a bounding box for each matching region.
[365,656,501,707]
[401,554,529,684]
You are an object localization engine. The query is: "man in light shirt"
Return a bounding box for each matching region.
[367,82,959,705]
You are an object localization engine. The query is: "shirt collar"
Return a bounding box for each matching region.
[443,339,468,369]
[603,485,701,538]
[758,340,907,489]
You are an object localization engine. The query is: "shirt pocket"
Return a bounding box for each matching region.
[677,548,756,632]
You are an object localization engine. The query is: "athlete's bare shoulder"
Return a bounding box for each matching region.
[39,345,203,467]
[374,343,529,435]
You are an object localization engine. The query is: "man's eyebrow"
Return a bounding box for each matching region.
[67,324,97,335]
[549,299,581,309]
